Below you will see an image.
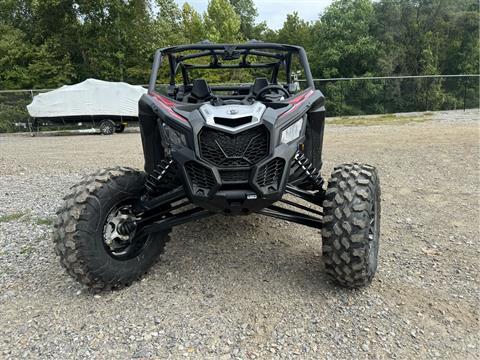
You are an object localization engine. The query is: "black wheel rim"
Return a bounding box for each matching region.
[102,200,151,260]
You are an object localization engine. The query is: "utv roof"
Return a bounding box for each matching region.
[148,41,315,91]
[157,42,306,54]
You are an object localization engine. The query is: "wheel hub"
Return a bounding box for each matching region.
[103,205,138,256]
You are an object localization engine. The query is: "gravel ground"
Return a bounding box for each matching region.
[0,110,479,359]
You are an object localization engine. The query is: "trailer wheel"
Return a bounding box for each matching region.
[322,163,381,288]
[99,119,115,135]
[115,124,126,133]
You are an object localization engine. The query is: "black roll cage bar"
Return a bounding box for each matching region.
[147,42,315,93]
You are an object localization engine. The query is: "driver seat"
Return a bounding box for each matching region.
[184,79,212,103]
[251,77,269,97]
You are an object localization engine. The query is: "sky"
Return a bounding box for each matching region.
[174,0,334,30]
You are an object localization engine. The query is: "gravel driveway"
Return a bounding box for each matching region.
[0,110,478,359]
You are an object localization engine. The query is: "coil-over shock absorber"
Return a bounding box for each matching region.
[145,158,177,197]
[118,159,177,236]
[291,150,324,190]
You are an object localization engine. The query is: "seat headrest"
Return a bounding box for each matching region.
[191,79,211,100]
[252,77,269,95]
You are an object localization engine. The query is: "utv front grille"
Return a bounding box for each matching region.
[256,158,285,189]
[220,169,250,183]
[185,161,216,190]
[199,126,269,168]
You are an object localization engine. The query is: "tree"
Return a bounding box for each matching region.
[311,0,380,78]
[204,0,241,42]
[74,0,156,83]
[0,23,73,89]
[0,0,34,33]
[181,3,205,43]
[0,24,35,89]
[28,37,74,88]
[371,0,479,112]
[277,12,312,48]
[228,0,258,39]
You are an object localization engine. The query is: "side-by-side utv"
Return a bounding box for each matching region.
[53,42,381,290]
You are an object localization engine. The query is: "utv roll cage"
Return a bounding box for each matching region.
[147,42,315,94]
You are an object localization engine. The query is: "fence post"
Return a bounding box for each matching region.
[463,77,467,111]
[383,79,387,114]
[340,81,344,115]
[425,78,429,111]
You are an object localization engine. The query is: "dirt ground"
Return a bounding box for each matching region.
[0,111,479,359]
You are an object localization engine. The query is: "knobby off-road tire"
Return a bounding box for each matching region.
[322,163,381,288]
[53,167,170,290]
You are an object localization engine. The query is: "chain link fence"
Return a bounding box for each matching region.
[0,75,478,133]
[0,89,51,133]
[306,74,479,117]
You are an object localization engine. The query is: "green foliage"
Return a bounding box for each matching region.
[311,0,380,78]
[228,0,258,39]
[0,91,31,133]
[181,3,205,43]
[1,0,477,89]
[276,12,312,49]
[204,0,241,42]
[0,0,478,128]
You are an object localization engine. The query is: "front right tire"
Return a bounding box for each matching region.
[53,167,170,290]
[322,163,381,288]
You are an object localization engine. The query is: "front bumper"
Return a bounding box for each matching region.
[172,134,298,213]
[165,108,304,213]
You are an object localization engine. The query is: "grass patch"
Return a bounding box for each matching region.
[0,212,54,226]
[34,217,54,226]
[0,212,26,223]
[20,244,34,255]
[327,114,430,126]
[46,131,88,137]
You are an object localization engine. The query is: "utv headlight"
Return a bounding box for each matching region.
[163,124,187,146]
[281,118,304,144]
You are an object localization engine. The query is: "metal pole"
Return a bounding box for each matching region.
[148,49,162,93]
[425,78,429,111]
[340,81,344,115]
[383,79,387,114]
[463,77,467,111]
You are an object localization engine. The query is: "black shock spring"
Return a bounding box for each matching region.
[145,159,177,197]
[292,151,324,190]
